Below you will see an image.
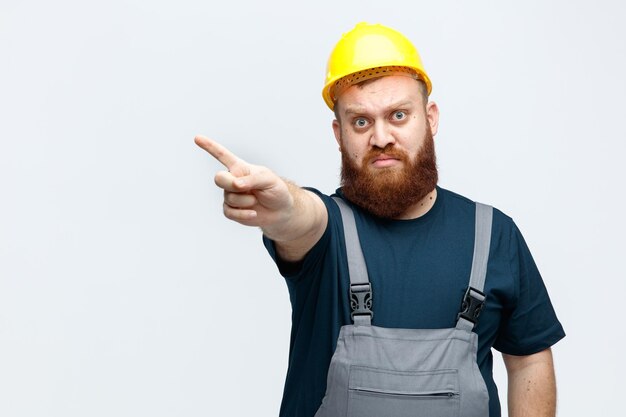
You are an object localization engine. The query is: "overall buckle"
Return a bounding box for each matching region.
[458,286,485,326]
[350,283,373,320]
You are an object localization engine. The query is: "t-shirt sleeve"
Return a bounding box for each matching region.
[493,221,566,355]
[262,188,337,282]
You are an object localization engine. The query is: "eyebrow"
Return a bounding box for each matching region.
[343,100,414,116]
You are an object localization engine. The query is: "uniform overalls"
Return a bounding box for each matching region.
[314,197,492,417]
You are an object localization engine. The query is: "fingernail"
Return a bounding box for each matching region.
[235,179,245,187]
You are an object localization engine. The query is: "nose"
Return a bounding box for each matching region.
[369,121,395,149]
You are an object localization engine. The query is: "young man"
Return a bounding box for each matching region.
[196,22,564,417]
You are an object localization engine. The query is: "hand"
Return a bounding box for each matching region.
[194,135,293,228]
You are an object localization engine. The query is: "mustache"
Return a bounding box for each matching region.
[363,144,409,162]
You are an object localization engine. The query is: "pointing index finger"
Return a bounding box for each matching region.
[194,135,241,169]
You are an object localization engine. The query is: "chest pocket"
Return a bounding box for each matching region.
[348,367,460,417]
[313,197,492,417]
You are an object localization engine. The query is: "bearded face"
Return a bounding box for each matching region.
[340,125,438,219]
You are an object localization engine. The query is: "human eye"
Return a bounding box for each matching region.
[353,117,369,128]
[392,110,407,121]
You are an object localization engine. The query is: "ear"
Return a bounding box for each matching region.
[332,119,342,148]
[426,101,440,136]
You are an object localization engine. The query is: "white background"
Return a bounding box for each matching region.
[1,1,624,416]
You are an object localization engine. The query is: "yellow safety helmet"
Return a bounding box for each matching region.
[322,22,432,111]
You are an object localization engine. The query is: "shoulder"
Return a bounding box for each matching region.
[438,187,523,257]
[438,187,515,225]
[263,187,346,279]
[304,187,343,221]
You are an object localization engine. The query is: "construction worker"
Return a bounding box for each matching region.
[195,22,564,417]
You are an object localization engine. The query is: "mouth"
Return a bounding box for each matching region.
[371,154,401,168]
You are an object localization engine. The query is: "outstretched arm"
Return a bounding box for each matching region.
[503,348,557,417]
[195,135,327,262]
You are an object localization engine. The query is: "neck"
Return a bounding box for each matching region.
[394,187,438,220]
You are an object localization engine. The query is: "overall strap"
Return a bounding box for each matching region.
[457,202,494,332]
[332,197,373,326]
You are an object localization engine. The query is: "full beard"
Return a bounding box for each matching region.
[340,128,438,219]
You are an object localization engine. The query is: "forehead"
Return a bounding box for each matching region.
[336,75,423,115]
